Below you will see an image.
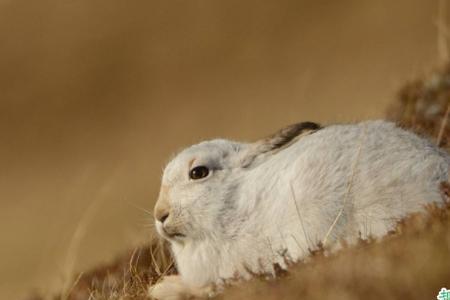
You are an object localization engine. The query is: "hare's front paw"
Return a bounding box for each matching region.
[149,275,213,300]
[149,275,189,300]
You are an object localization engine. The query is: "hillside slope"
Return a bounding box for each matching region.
[29,66,450,300]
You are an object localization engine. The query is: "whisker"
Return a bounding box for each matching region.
[129,203,154,217]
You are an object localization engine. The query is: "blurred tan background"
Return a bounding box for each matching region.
[0,0,446,298]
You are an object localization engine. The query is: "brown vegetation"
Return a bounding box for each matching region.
[388,64,450,148]
[27,240,174,300]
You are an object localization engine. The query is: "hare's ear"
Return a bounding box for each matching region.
[240,122,321,167]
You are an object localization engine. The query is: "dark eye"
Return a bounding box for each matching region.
[189,166,209,180]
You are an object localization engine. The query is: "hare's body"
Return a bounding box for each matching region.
[150,120,449,300]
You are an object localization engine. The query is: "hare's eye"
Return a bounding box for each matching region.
[189,166,209,180]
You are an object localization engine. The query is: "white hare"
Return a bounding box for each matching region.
[150,120,450,300]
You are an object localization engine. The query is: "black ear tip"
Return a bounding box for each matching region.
[273,121,322,148]
[302,122,321,130]
[289,122,321,132]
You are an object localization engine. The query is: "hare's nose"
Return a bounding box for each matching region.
[158,212,169,224]
[154,186,171,223]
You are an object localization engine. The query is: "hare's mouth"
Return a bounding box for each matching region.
[155,221,186,241]
[161,227,186,240]
[171,233,186,240]
[166,231,186,238]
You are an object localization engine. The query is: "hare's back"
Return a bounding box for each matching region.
[287,120,448,233]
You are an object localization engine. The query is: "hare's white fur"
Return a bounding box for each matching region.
[150,120,449,299]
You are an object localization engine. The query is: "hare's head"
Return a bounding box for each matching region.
[153,122,320,244]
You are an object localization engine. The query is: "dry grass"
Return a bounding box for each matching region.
[28,65,450,300]
[387,64,450,149]
[32,240,175,300]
